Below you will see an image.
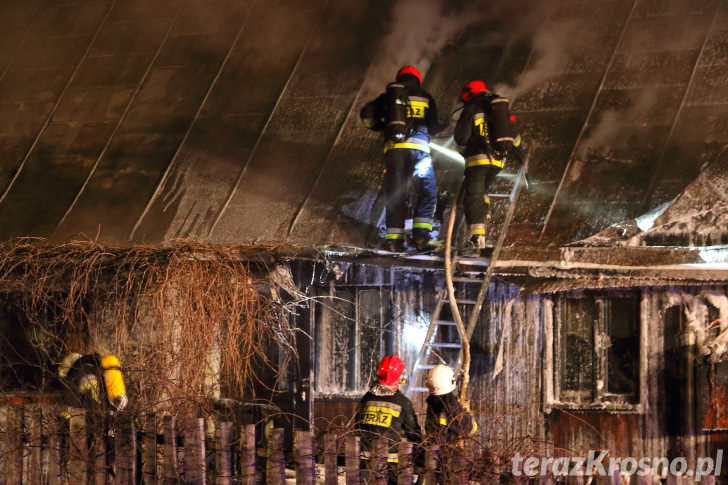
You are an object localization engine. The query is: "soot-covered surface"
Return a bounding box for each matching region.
[0,0,726,250]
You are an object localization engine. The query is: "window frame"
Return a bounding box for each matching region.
[547,289,645,413]
[312,283,392,398]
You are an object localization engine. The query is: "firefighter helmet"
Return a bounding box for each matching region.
[427,364,456,395]
[460,80,487,102]
[377,354,406,386]
[396,65,422,84]
[58,352,82,377]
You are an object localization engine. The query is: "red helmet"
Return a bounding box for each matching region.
[460,80,487,102]
[377,354,406,386]
[396,65,422,84]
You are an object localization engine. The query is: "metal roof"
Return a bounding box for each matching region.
[0,0,726,251]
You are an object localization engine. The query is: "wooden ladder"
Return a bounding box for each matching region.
[405,163,528,398]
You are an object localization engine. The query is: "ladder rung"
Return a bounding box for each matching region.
[416,364,436,370]
[488,193,510,198]
[442,299,477,305]
[451,276,484,283]
[434,320,457,326]
[428,342,462,349]
[409,387,429,393]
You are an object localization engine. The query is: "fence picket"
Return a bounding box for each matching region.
[397,439,413,485]
[424,445,438,484]
[6,405,23,484]
[68,410,88,484]
[216,421,233,485]
[92,425,106,485]
[143,413,158,485]
[116,415,137,484]
[240,424,256,485]
[345,436,360,483]
[163,415,179,484]
[323,434,337,485]
[47,418,63,485]
[267,427,286,485]
[374,437,389,485]
[26,406,41,485]
[184,418,206,485]
[294,430,315,484]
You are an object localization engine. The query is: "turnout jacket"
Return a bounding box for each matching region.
[425,391,477,444]
[355,383,422,459]
[454,91,522,169]
[360,74,445,153]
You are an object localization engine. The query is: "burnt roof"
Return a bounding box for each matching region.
[0,0,726,252]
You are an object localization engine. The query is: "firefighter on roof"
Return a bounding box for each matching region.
[360,65,446,252]
[454,80,525,256]
[355,354,421,484]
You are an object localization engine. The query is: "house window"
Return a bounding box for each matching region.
[554,291,641,408]
[314,285,392,395]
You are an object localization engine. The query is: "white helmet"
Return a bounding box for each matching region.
[427,364,456,395]
[58,352,82,377]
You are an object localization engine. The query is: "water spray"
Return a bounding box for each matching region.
[429,141,465,165]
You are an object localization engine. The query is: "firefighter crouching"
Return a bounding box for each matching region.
[355,354,422,484]
[425,364,477,483]
[454,80,525,256]
[58,352,128,417]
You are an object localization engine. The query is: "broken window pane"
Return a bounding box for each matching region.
[315,288,355,393]
[358,289,387,389]
[605,295,640,398]
[560,297,596,393]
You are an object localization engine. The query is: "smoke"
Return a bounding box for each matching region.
[360,0,473,100]
[578,89,659,160]
[493,15,588,101]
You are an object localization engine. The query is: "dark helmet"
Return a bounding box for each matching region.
[460,80,487,102]
[396,65,422,84]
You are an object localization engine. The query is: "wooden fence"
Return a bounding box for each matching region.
[0,404,714,484]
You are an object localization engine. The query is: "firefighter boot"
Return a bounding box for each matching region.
[415,238,444,253]
[384,238,405,253]
[461,235,486,257]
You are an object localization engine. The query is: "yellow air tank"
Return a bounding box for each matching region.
[101,354,128,411]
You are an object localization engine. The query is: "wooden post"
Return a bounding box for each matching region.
[266,428,286,485]
[451,445,467,484]
[423,445,438,485]
[294,430,315,484]
[635,470,654,484]
[115,414,137,484]
[323,434,337,485]
[26,405,42,485]
[143,413,158,485]
[215,421,233,485]
[374,437,389,485]
[92,424,107,485]
[5,405,23,485]
[68,409,88,484]
[344,435,360,484]
[184,418,206,485]
[397,440,413,485]
[47,415,64,485]
[239,424,256,485]
[163,415,179,484]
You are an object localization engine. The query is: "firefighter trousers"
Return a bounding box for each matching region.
[463,164,502,231]
[384,148,437,242]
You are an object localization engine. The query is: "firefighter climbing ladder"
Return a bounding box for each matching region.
[405,160,529,399]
